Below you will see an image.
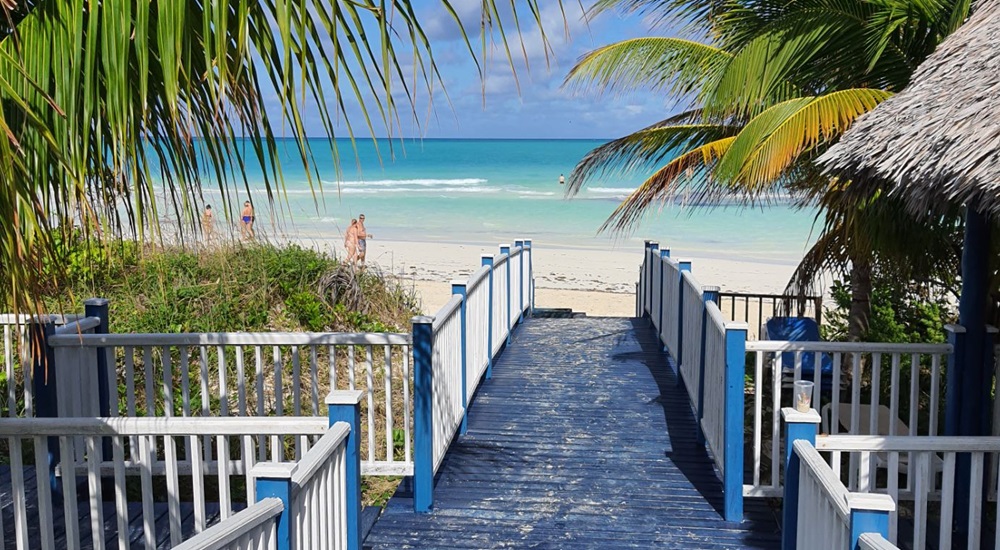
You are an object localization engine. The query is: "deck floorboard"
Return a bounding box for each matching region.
[365,316,781,549]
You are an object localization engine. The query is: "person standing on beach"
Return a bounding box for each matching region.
[241,201,255,239]
[357,214,373,266]
[344,219,359,264]
[559,173,565,185]
[201,205,214,240]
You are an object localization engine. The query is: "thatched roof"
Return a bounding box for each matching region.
[819,0,1000,218]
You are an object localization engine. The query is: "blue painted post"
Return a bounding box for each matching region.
[697,286,720,446]
[849,506,893,550]
[524,239,533,315]
[658,249,670,344]
[482,254,494,379]
[327,390,363,550]
[957,208,991,439]
[452,281,469,435]
[85,298,112,459]
[412,315,434,513]
[500,245,512,345]
[31,316,60,491]
[780,407,821,550]
[723,322,747,522]
[514,240,524,323]
[255,467,294,550]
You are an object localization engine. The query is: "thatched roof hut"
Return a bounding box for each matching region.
[819,0,1000,218]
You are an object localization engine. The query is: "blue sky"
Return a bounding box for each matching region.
[285,2,678,140]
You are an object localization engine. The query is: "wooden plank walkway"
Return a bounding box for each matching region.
[365,316,781,549]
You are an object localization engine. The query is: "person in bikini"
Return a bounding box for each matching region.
[356,214,373,266]
[344,219,358,264]
[241,201,255,239]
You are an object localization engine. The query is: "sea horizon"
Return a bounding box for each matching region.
[171,138,820,264]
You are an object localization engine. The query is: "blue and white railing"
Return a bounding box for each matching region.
[781,408,896,550]
[636,241,966,522]
[412,239,533,512]
[638,241,748,521]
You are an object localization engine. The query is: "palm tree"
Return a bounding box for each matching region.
[564,0,968,338]
[0,0,557,315]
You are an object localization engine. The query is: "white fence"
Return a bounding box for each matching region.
[743,340,951,497]
[1,313,84,418]
[45,331,412,476]
[815,434,1000,550]
[252,422,351,550]
[0,416,329,550]
[413,240,534,512]
[173,498,284,550]
[791,439,895,550]
[465,267,491,392]
[679,272,705,406]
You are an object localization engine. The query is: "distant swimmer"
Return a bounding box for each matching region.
[559,173,565,185]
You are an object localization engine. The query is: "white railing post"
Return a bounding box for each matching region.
[327,390,363,550]
[724,321,748,521]
[697,286,719,446]
[481,254,494,380]
[412,315,434,513]
[781,407,821,550]
[253,464,295,550]
[452,281,469,436]
[500,244,512,345]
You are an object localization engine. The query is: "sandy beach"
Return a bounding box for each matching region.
[288,235,802,319]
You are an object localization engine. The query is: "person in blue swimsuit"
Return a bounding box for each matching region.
[241,201,255,239]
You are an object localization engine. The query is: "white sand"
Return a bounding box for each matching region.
[288,235,802,318]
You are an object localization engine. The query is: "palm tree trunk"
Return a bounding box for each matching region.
[848,253,872,342]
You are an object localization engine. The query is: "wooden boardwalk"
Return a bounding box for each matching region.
[365,316,781,549]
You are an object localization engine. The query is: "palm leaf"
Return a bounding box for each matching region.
[601,136,736,232]
[716,89,892,191]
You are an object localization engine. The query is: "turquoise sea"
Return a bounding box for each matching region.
[211,138,819,263]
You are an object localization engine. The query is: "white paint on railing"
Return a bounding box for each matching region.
[491,254,510,355]
[651,254,662,332]
[660,256,681,355]
[2,314,84,419]
[816,434,1000,550]
[795,440,896,550]
[0,417,325,550]
[287,424,349,550]
[466,266,491,392]
[742,340,950,497]
[701,301,728,475]
[679,272,704,407]
[173,498,283,550]
[45,331,412,476]
[431,296,465,474]
[858,533,901,550]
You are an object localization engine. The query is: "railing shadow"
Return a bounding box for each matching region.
[615,317,780,536]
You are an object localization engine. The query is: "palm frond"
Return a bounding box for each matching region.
[566,111,736,195]
[716,89,892,191]
[601,136,736,232]
[564,37,730,99]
